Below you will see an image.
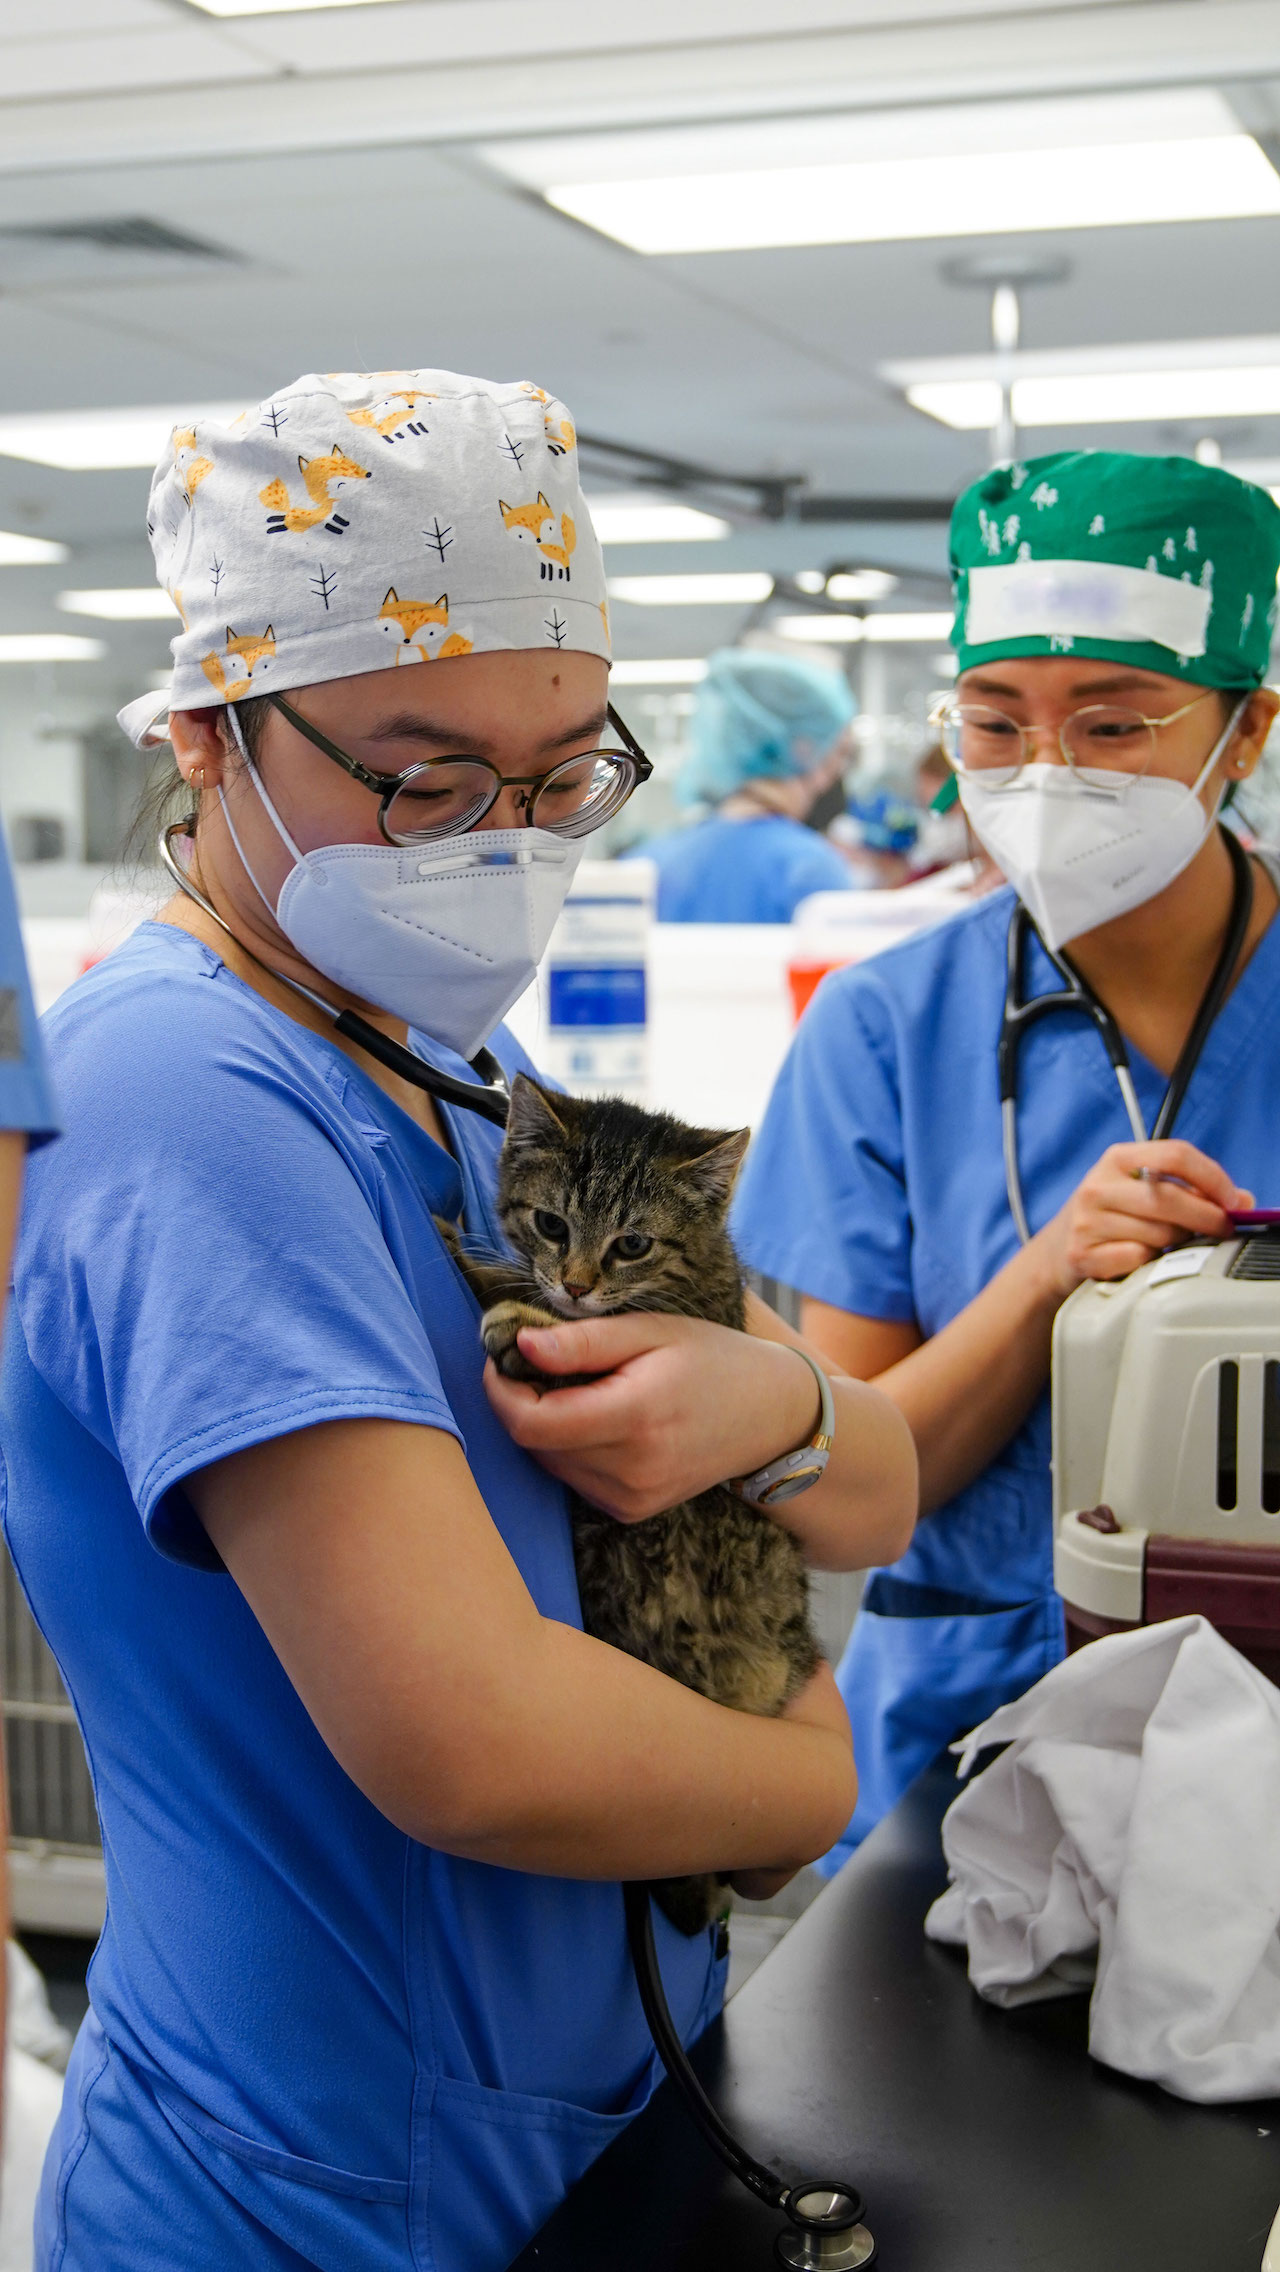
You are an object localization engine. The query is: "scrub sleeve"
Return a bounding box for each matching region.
[1,924,723,2272]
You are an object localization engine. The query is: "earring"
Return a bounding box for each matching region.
[193,764,205,789]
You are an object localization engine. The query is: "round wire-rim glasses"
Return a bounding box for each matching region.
[266,693,653,845]
[928,688,1219,792]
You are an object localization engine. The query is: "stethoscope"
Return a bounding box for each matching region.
[1000,823,1255,1245]
[158,821,513,1126]
[159,820,876,2269]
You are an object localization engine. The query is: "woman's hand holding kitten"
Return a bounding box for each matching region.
[483,1309,823,1522]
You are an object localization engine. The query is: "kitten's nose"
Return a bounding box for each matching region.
[563,1280,592,1300]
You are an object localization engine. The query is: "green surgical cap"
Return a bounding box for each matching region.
[950,449,1280,690]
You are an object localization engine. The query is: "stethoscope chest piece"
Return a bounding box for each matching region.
[775,2184,877,2268]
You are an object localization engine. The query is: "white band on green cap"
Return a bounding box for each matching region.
[965,558,1211,659]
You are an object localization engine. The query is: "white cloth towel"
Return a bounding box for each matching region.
[2,1943,71,2272]
[924,1615,1280,2102]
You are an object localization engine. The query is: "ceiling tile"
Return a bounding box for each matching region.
[235,0,1131,74]
[0,22,279,102]
[0,0,173,34]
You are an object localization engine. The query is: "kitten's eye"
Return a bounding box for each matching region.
[610,1232,654,1263]
[532,1209,569,1246]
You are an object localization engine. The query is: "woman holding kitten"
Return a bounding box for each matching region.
[0,370,915,2272]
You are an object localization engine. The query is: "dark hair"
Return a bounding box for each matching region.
[125,695,272,868]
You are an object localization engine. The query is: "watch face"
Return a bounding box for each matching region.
[758,1460,828,1505]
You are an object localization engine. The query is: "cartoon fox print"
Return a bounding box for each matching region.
[377,589,474,664]
[200,625,276,702]
[260,446,370,536]
[499,493,576,582]
[347,390,435,445]
[516,386,575,457]
[173,428,213,507]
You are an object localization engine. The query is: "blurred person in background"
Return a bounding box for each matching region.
[827,789,921,889]
[631,648,855,922]
[734,449,1280,1866]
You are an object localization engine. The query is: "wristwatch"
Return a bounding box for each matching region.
[734,1348,835,1508]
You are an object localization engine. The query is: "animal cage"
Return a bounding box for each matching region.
[2,1544,105,1934]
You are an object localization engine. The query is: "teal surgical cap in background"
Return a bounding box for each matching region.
[677,647,856,807]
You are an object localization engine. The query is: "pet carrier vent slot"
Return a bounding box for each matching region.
[1217,1359,1239,1510]
[1264,1363,1280,1516]
[1228,1233,1280,1280]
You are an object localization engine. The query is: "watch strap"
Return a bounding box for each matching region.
[734,1348,835,1508]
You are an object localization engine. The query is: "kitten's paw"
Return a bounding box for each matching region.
[481,1299,563,1384]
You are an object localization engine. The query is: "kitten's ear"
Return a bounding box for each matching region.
[670,1126,750,1208]
[504,1073,571,1151]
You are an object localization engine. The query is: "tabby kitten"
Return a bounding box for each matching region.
[446,1072,820,1936]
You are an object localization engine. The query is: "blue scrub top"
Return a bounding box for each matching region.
[733,881,1280,1859]
[0,824,57,1143]
[1,924,722,2272]
[632,812,852,924]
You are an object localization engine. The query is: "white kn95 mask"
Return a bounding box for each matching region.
[220,716,583,1059]
[956,698,1248,952]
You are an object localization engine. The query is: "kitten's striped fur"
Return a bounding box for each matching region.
[445,1073,819,1935]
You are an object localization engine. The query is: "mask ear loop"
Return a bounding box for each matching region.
[219,702,309,925]
[1192,692,1251,816]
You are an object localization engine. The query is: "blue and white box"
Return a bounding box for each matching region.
[540,859,655,1102]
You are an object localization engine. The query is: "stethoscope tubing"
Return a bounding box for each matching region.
[1001,825,1254,1244]
[158,822,512,1125]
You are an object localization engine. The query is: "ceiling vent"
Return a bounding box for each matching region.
[0,217,247,291]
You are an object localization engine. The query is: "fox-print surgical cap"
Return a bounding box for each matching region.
[118,368,610,748]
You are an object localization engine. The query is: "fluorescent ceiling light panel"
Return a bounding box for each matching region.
[865,613,954,642]
[57,587,178,621]
[777,615,865,643]
[889,335,1280,429]
[609,658,709,684]
[188,0,389,13]
[0,403,245,471]
[0,531,68,566]
[548,139,1280,255]
[587,494,730,544]
[776,612,953,643]
[608,573,771,606]
[490,90,1240,189]
[0,635,105,662]
[909,370,1280,430]
[826,570,898,601]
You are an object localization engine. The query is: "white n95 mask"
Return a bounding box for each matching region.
[220,729,583,1058]
[956,699,1247,951]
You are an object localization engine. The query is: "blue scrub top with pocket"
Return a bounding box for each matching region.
[732,878,1280,1868]
[632,811,852,924]
[0,923,724,2272]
